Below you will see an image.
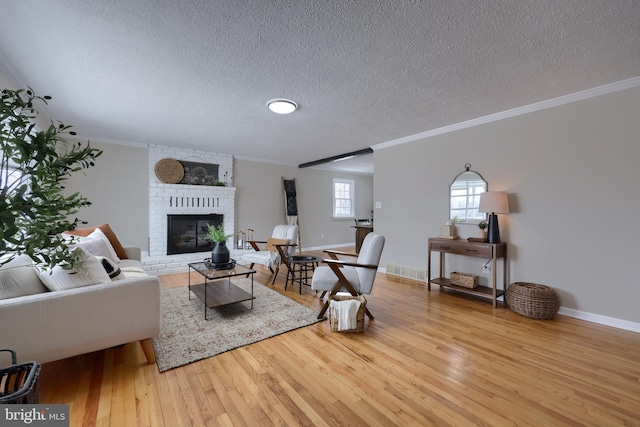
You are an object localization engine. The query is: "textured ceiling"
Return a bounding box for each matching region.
[0,0,639,174]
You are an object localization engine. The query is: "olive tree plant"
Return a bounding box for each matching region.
[0,88,102,269]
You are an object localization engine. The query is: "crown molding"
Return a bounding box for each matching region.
[233,155,293,168]
[373,76,640,152]
[79,135,150,149]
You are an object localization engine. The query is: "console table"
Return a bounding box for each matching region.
[427,238,507,307]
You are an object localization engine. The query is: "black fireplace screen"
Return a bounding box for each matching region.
[167,214,223,255]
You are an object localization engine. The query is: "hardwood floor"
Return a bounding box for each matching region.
[38,248,640,426]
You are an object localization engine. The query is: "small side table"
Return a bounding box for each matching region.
[285,255,321,294]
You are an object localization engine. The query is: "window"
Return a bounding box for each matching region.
[333,178,354,218]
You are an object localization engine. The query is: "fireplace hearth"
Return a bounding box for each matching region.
[167,214,223,255]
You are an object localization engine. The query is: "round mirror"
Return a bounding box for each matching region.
[450,164,487,224]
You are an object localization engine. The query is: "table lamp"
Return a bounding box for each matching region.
[478,191,510,243]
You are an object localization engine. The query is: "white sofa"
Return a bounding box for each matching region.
[0,246,161,365]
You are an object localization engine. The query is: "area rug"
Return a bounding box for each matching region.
[152,278,322,372]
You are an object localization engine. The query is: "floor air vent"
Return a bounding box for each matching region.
[386,263,427,282]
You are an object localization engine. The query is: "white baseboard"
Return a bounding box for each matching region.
[558,307,640,334]
[302,242,355,252]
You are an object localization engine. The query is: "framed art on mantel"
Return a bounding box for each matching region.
[179,161,219,186]
[154,158,222,186]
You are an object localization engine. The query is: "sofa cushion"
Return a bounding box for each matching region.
[121,269,149,279]
[118,258,149,278]
[63,224,128,259]
[0,254,49,300]
[118,258,145,270]
[97,256,126,281]
[39,248,111,291]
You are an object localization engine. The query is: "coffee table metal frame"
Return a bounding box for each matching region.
[188,262,256,320]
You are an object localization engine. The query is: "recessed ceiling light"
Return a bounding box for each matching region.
[267,99,298,114]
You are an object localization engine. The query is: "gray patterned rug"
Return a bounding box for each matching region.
[152,278,322,372]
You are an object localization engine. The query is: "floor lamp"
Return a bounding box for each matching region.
[478,191,510,243]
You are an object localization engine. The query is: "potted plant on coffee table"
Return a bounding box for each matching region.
[206,224,233,265]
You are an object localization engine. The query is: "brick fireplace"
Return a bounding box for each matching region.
[144,144,235,274]
[166,213,223,255]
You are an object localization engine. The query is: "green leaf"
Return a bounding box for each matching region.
[0,88,103,269]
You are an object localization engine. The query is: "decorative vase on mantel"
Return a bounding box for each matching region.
[211,241,230,265]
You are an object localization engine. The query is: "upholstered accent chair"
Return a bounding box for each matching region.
[311,232,385,320]
[243,225,298,284]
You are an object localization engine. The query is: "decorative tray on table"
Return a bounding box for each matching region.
[289,256,318,262]
[203,258,237,270]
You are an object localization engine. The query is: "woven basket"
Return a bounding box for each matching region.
[506,282,559,320]
[154,158,184,183]
[450,272,478,288]
[329,294,366,333]
[0,349,41,404]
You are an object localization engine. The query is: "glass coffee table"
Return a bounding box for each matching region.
[188,262,256,320]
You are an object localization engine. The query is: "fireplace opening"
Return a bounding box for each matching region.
[167,214,223,255]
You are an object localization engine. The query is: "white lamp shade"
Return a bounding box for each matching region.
[479,191,510,214]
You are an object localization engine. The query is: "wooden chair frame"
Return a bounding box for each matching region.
[245,240,297,285]
[316,249,377,319]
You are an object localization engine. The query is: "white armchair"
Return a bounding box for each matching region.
[243,225,298,284]
[311,233,385,319]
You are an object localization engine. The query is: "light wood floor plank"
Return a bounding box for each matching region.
[35,247,640,426]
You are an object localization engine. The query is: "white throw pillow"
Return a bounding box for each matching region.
[62,228,120,262]
[70,238,118,263]
[39,248,111,291]
[96,256,125,281]
[0,254,49,300]
[86,228,121,262]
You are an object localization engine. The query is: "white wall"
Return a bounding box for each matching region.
[64,141,149,249]
[0,64,16,89]
[374,85,640,323]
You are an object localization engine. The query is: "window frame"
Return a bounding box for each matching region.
[332,178,355,219]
